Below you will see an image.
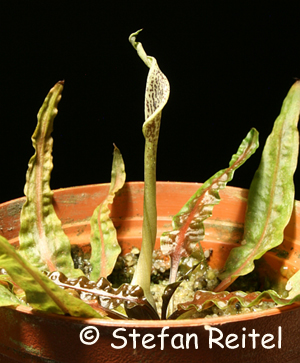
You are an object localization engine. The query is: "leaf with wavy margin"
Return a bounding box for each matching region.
[216,80,300,292]
[161,128,259,284]
[169,289,300,320]
[129,29,170,309]
[49,271,159,319]
[0,236,105,318]
[90,145,125,281]
[18,81,82,278]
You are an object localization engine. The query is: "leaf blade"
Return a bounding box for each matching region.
[285,269,300,299]
[89,145,125,281]
[18,82,82,278]
[161,128,259,283]
[49,272,160,320]
[0,236,105,318]
[170,289,300,320]
[216,81,300,292]
[0,283,23,308]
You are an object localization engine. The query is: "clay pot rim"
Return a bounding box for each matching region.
[11,302,300,328]
[0,180,248,206]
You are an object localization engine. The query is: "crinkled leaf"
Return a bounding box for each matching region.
[216,80,300,292]
[49,271,160,320]
[0,236,105,318]
[129,29,170,308]
[19,81,82,278]
[90,145,125,281]
[161,128,259,283]
[170,289,300,320]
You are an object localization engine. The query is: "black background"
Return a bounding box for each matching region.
[1,2,300,203]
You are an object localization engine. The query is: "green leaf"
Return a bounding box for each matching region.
[170,289,300,320]
[285,269,300,299]
[0,236,106,318]
[0,283,23,308]
[0,273,25,300]
[216,80,300,292]
[18,81,82,278]
[161,128,259,284]
[49,271,160,320]
[89,145,125,281]
[129,30,170,308]
[0,274,15,292]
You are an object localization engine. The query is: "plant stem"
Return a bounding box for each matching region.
[131,124,159,308]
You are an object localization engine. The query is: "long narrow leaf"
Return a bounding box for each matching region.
[216,80,300,292]
[0,236,105,318]
[19,81,82,278]
[49,271,160,320]
[215,81,300,291]
[129,30,170,308]
[90,145,125,281]
[170,289,300,320]
[161,128,259,284]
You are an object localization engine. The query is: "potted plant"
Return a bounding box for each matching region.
[0,30,300,362]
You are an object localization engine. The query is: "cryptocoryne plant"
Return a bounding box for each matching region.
[1,30,300,320]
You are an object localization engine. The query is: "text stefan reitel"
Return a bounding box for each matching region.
[80,326,282,350]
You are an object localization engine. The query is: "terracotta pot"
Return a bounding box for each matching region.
[0,182,300,363]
